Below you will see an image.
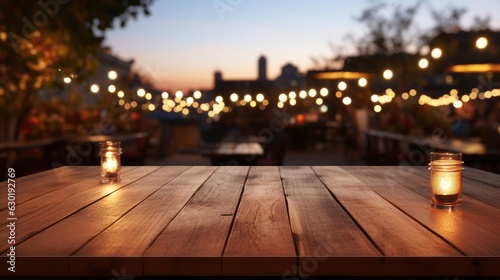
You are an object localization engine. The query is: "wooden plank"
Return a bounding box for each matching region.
[14,166,98,193]
[0,167,136,219]
[339,167,500,260]
[72,166,218,275]
[463,167,500,188]
[456,178,500,207]
[223,166,296,276]
[8,166,189,276]
[144,166,249,276]
[412,166,500,208]
[351,166,500,236]
[0,166,158,254]
[279,166,382,277]
[0,166,100,209]
[312,167,461,256]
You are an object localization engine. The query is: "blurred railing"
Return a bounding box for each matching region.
[0,132,150,180]
[365,129,500,173]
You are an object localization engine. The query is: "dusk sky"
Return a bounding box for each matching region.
[104,0,500,92]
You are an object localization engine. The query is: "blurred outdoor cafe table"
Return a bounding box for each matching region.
[200,140,265,165]
[1,165,500,277]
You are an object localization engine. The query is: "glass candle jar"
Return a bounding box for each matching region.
[428,152,464,210]
[99,141,122,183]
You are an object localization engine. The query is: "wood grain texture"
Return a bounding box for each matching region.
[280,166,380,256]
[463,167,500,188]
[15,166,189,255]
[74,166,218,257]
[0,166,100,209]
[313,166,460,256]
[280,167,383,277]
[223,166,296,276]
[144,166,248,276]
[341,166,500,256]
[0,166,156,254]
[0,167,136,220]
[280,166,382,276]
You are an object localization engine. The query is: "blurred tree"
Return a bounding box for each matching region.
[471,15,491,31]
[417,5,470,48]
[430,6,467,33]
[351,0,423,56]
[0,0,153,142]
[310,41,346,70]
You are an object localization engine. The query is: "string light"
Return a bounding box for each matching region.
[431,48,442,59]
[358,78,367,87]
[476,37,488,49]
[108,70,118,80]
[338,81,347,91]
[90,84,99,93]
[308,89,317,98]
[112,81,500,118]
[279,93,287,102]
[193,91,202,99]
[418,58,429,69]
[383,69,393,80]
[137,88,145,97]
[342,97,352,105]
[299,90,307,99]
[244,94,252,102]
[320,88,329,96]
[108,85,116,93]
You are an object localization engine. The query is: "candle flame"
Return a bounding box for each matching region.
[103,157,118,173]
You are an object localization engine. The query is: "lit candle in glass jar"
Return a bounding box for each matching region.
[100,141,122,183]
[103,156,118,173]
[429,152,463,210]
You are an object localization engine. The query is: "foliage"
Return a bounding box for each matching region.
[0,0,153,141]
[350,0,423,56]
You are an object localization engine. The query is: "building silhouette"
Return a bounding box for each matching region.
[258,55,267,82]
[213,55,305,103]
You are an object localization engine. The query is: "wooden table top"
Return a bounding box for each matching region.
[1,166,499,277]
